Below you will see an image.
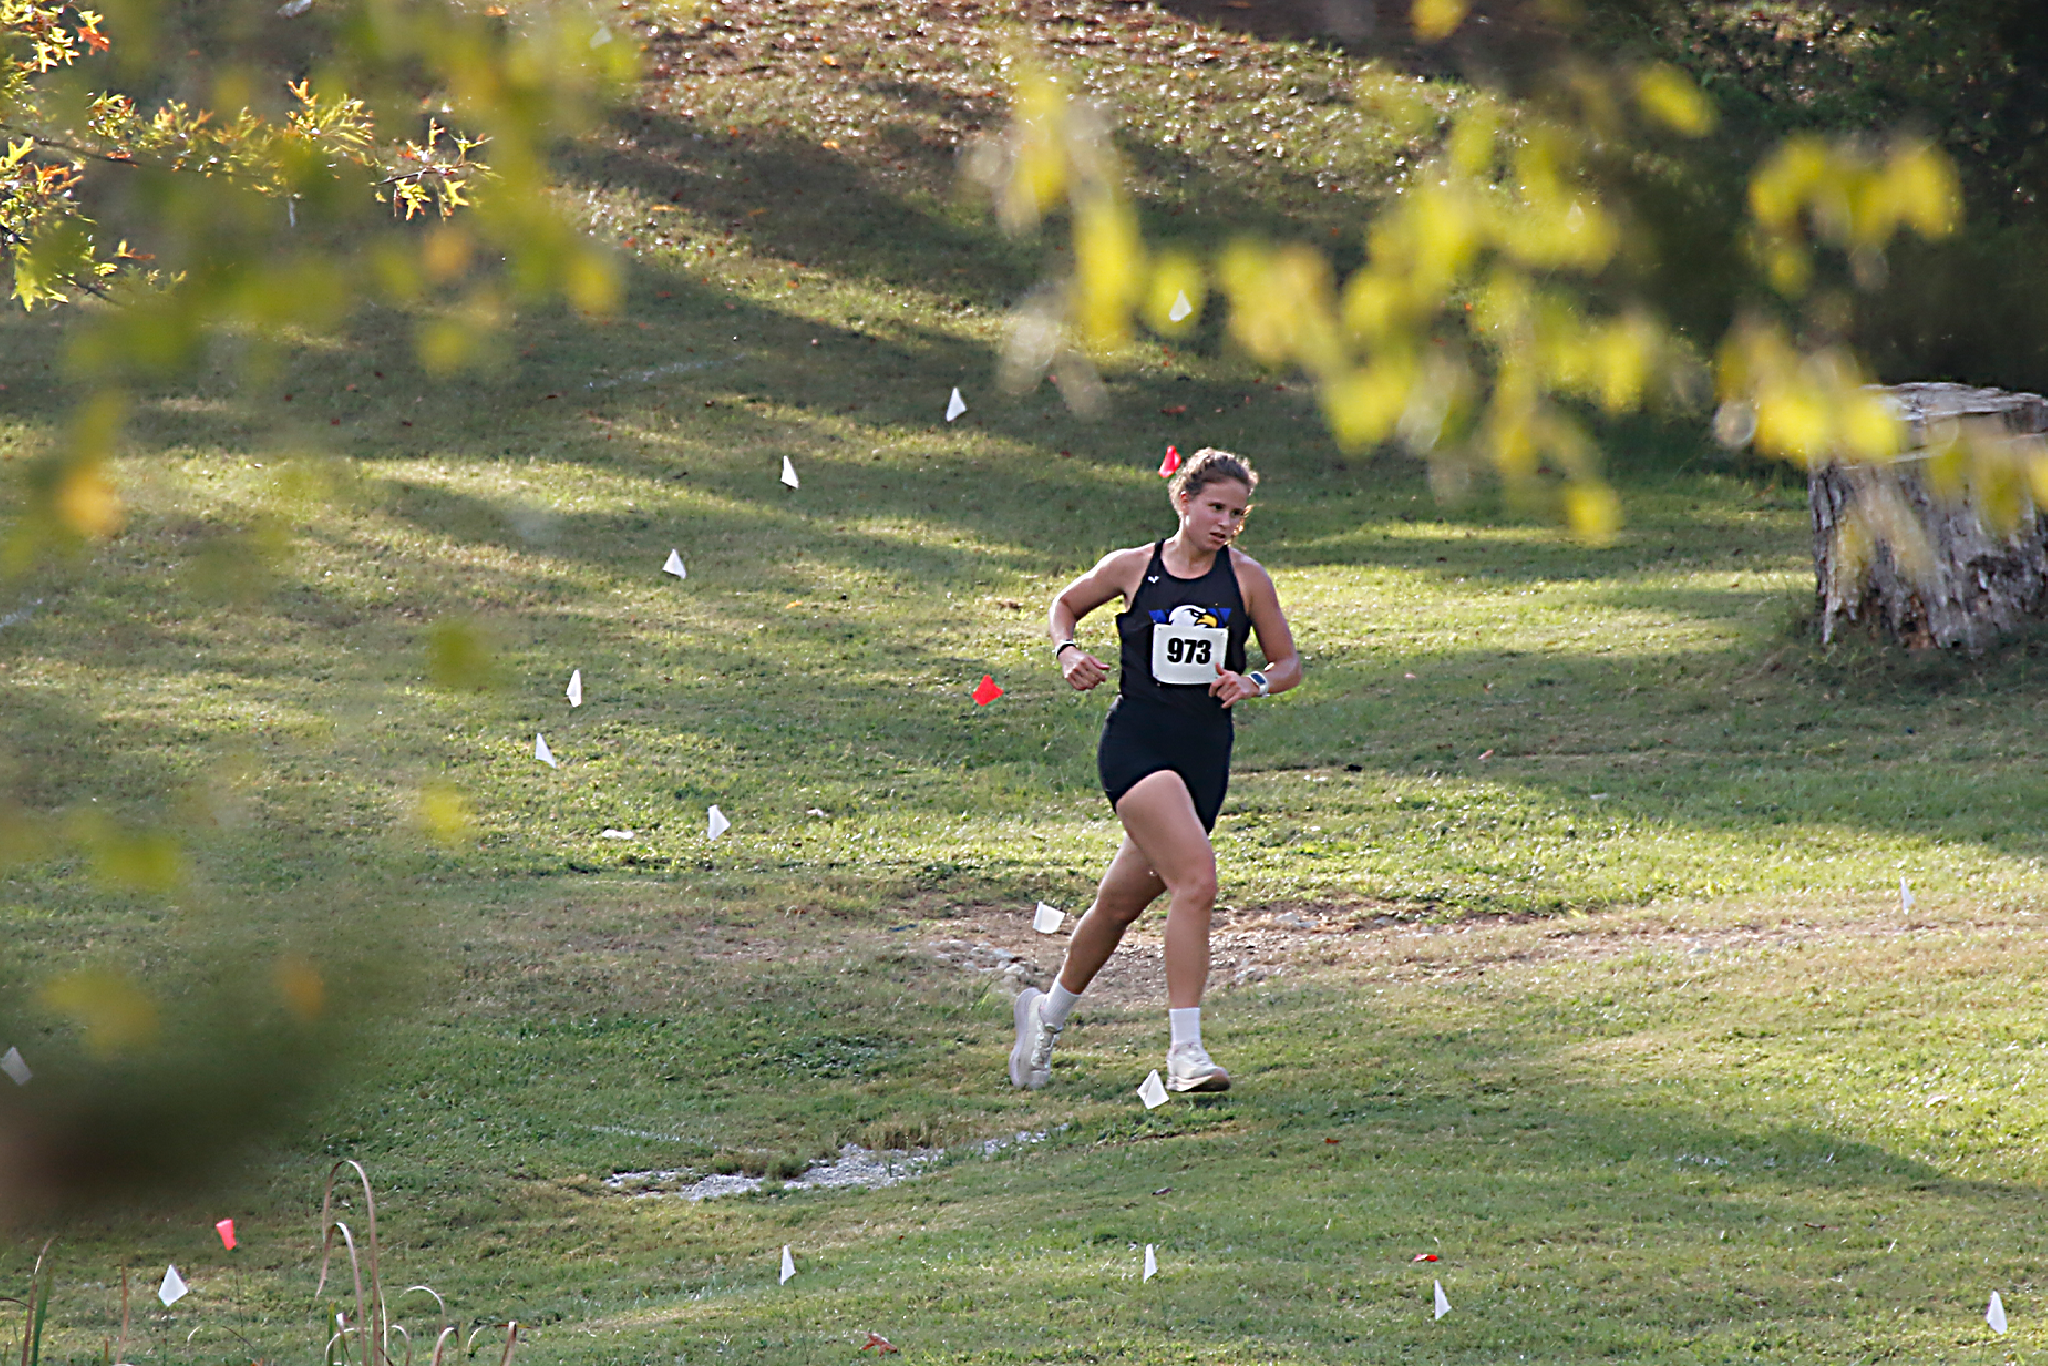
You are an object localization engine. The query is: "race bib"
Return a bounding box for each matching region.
[1151,618,1228,685]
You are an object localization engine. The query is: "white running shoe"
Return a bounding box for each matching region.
[1165,1041,1230,1092]
[1009,987,1061,1090]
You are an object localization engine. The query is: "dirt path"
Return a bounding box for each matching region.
[913,895,2031,1009]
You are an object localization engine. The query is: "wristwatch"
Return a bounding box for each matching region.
[1248,670,1270,698]
[1054,640,1080,659]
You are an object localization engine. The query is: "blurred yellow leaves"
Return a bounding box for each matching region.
[1074,194,1144,350]
[1220,243,1341,377]
[970,26,1966,549]
[1718,321,1900,467]
[1749,135,1959,295]
[66,811,185,893]
[41,970,160,1057]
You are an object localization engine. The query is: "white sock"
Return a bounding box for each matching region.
[1169,1007,1201,1049]
[1044,983,1082,1028]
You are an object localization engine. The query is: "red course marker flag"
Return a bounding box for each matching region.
[859,1333,899,1355]
[1158,445,1181,478]
[1412,1252,1438,1262]
[972,675,1003,706]
[216,1219,237,1250]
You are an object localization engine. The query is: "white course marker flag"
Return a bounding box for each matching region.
[707,805,731,840]
[946,387,967,422]
[1142,1245,1158,1282]
[780,1246,796,1285]
[1167,290,1193,323]
[1032,902,1065,934]
[1138,1070,1168,1109]
[1901,877,1915,913]
[1434,1281,1451,1320]
[1989,1291,2008,1335]
[781,456,800,489]
[159,1266,189,1307]
[664,549,687,579]
[534,734,558,769]
[0,1046,29,1086]
[567,669,583,708]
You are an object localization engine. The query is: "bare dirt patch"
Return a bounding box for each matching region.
[902,894,2047,1004]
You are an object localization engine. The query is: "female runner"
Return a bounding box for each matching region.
[1010,448,1300,1093]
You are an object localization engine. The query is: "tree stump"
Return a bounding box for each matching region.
[1811,383,2048,652]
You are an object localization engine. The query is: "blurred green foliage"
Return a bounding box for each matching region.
[2,0,635,569]
[0,0,646,1218]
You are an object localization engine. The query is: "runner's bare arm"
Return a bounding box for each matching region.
[1050,547,1145,692]
[1212,553,1301,707]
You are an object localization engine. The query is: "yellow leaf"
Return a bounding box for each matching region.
[1321,364,1410,452]
[422,225,473,283]
[1839,389,1902,461]
[1885,139,1961,240]
[565,246,620,317]
[425,618,497,691]
[1634,65,1716,137]
[274,957,326,1022]
[1755,389,1828,464]
[1446,105,1498,179]
[1074,193,1145,350]
[417,316,477,375]
[1564,482,1621,545]
[2025,444,2048,507]
[1142,250,1206,336]
[41,970,160,1057]
[417,781,473,847]
[1411,0,1469,41]
[56,464,124,539]
[1749,136,1829,234]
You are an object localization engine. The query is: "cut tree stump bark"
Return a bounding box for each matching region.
[1811,383,2048,652]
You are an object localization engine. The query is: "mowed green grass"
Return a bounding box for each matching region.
[7,1,2048,1362]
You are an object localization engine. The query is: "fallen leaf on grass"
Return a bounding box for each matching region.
[1159,404,1187,416]
[858,1333,897,1354]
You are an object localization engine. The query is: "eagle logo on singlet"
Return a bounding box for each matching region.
[1150,605,1229,629]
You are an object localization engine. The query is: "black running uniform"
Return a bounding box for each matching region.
[1096,540,1252,831]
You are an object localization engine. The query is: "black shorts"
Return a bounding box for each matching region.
[1097,696,1234,832]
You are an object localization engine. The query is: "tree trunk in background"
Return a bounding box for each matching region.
[1811,384,2048,653]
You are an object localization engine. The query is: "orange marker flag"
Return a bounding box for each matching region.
[971,675,1003,706]
[1158,445,1180,478]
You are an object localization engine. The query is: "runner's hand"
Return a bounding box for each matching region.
[1210,662,1254,708]
[1062,649,1109,691]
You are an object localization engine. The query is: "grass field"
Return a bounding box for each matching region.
[7,1,2048,1362]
